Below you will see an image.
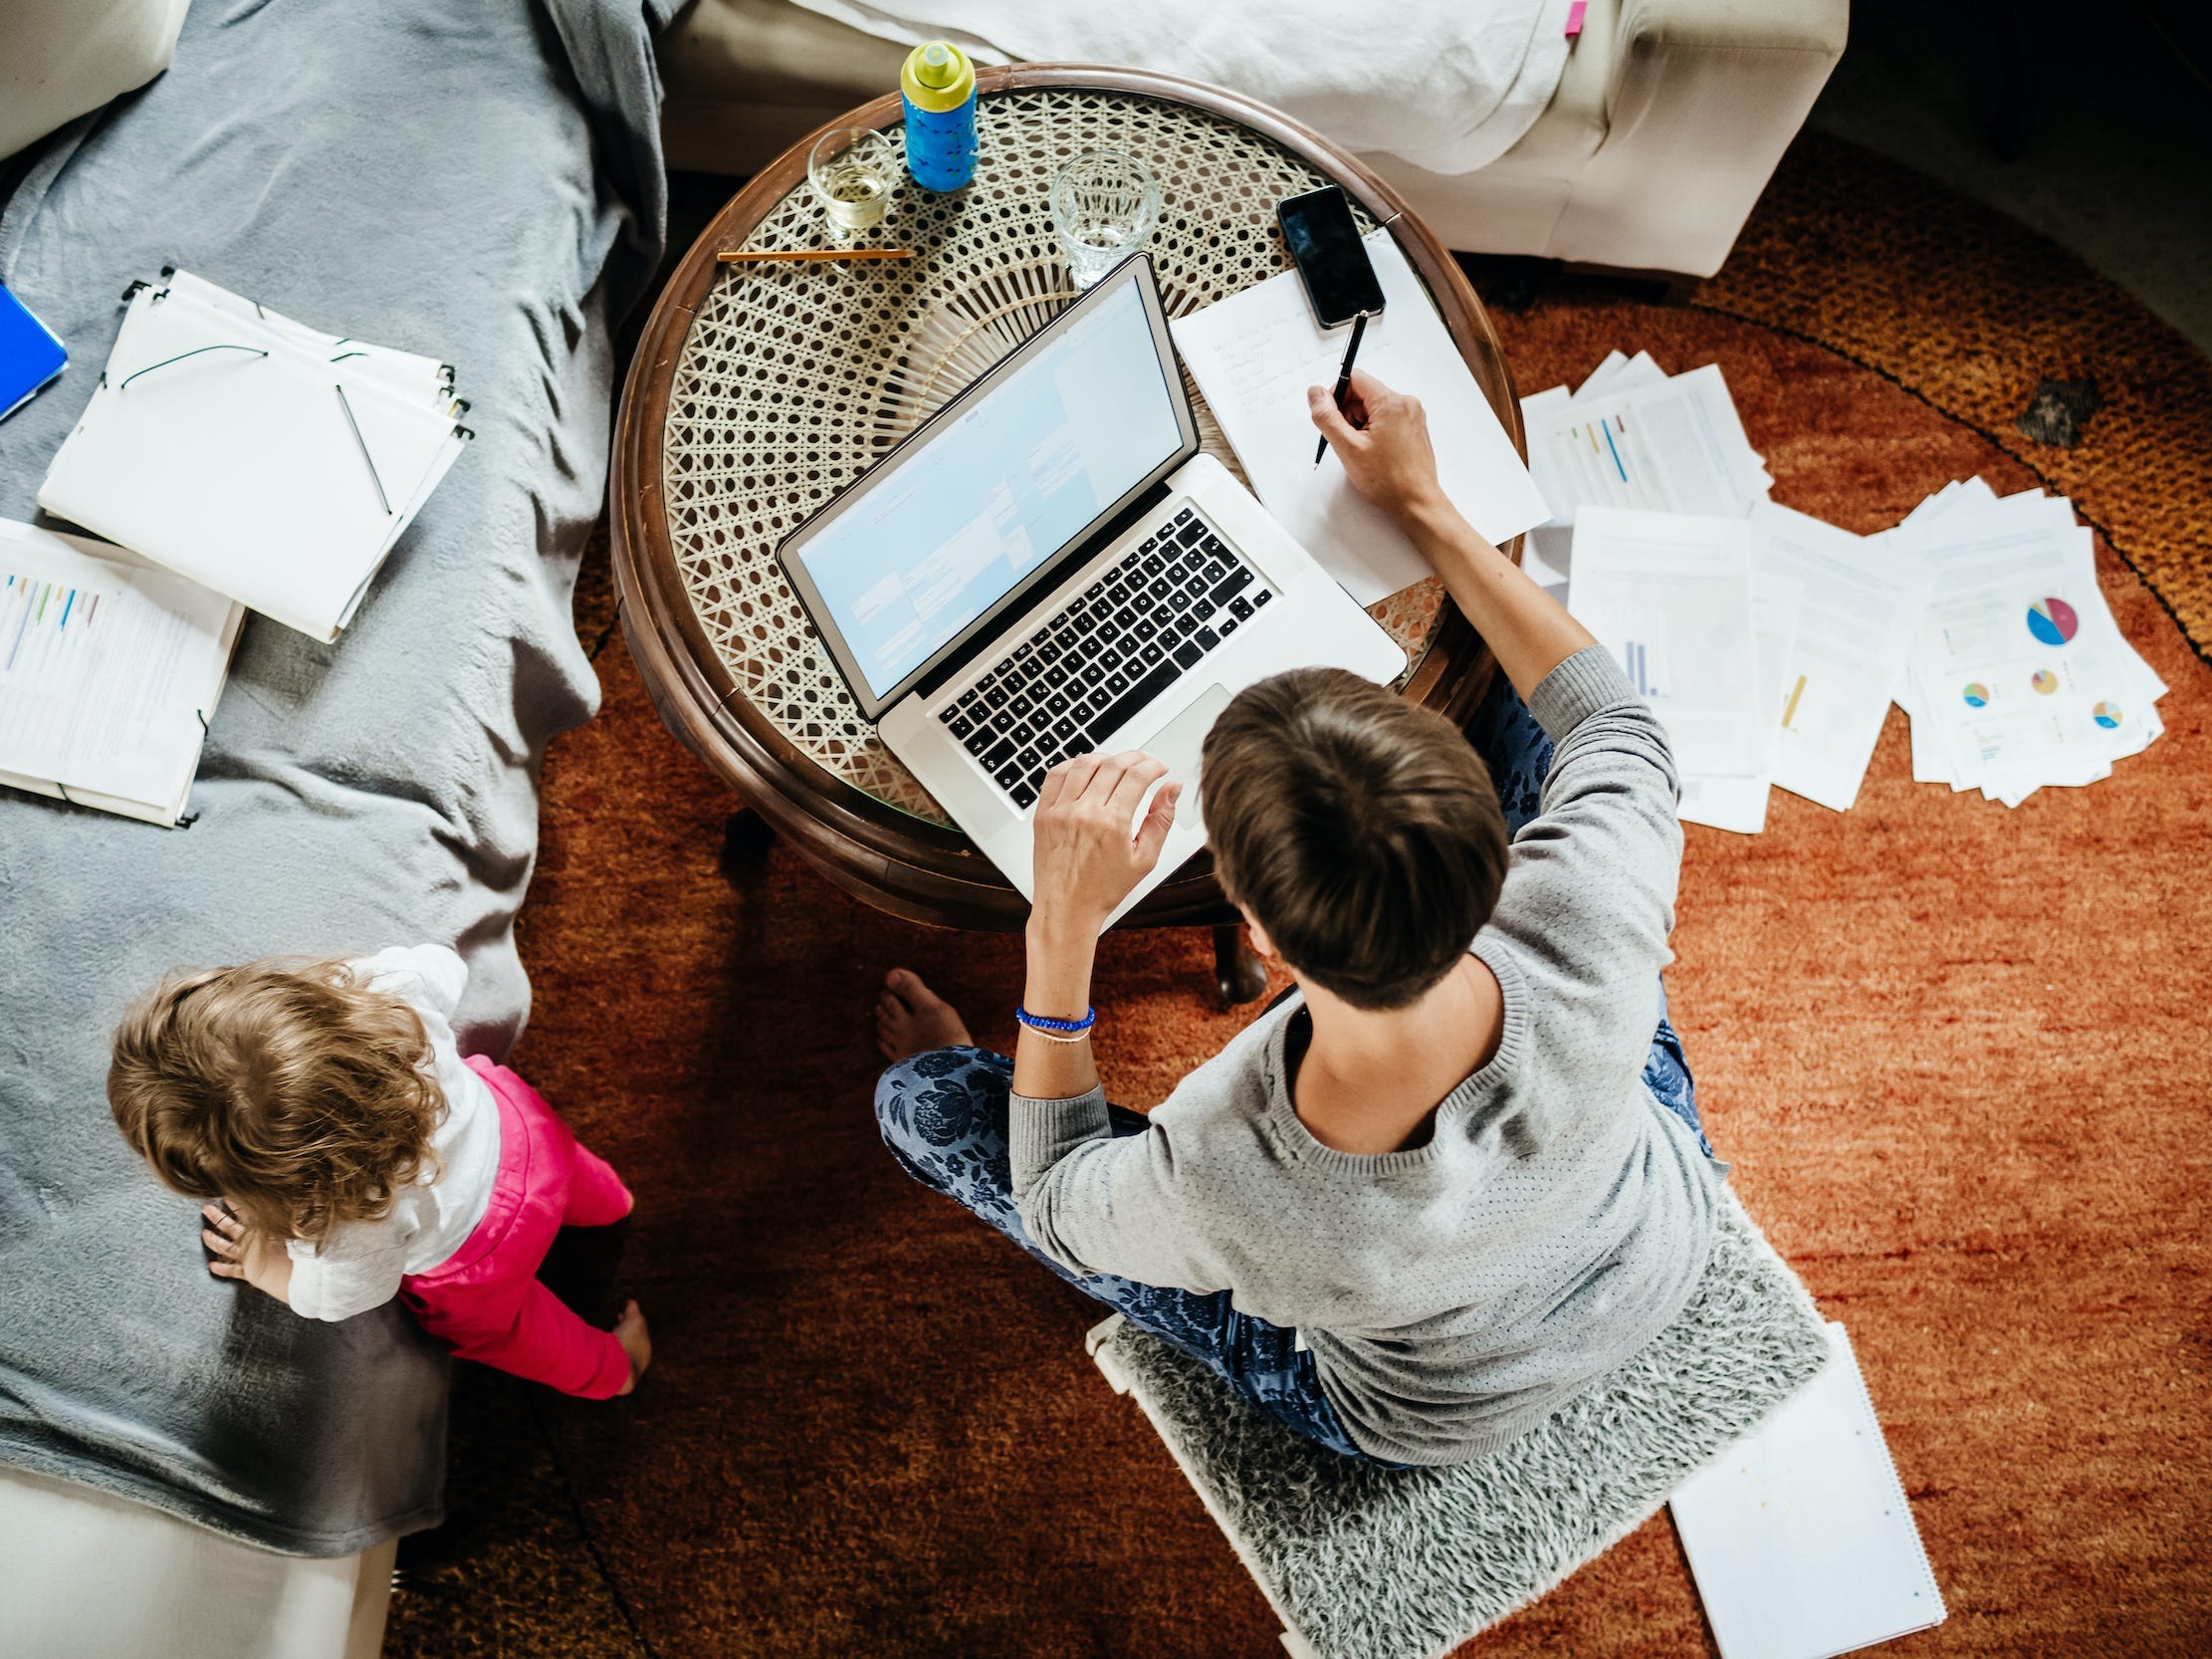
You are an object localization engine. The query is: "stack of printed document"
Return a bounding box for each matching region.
[0,517,242,827]
[1537,359,2162,826]
[1566,502,1931,833]
[1520,350,1773,592]
[37,269,469,642]
[1886,478,2165,806]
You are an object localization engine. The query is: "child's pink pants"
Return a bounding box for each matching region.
[398,1057,633,1399]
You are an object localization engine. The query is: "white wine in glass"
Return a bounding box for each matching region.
[809,127,897,239]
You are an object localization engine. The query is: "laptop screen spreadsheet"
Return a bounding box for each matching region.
[794,277,1184,701]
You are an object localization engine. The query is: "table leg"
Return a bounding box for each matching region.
[1212,923,1268,1008]
[721,808,776,875]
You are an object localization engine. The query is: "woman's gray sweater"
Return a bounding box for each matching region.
[1007,644,1725,1466]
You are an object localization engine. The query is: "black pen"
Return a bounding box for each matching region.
[1314,312,1370,467]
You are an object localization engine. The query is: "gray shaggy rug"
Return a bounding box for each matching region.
[1089,1190,1831,1659]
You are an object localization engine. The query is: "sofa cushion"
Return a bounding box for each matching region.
[656,0,1606,179]
[0,0,191,160]
[1481,0,1614,172]
[661,0,903,119]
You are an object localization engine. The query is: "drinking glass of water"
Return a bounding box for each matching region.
[808,126,898,240]
[1050,150,1160,289]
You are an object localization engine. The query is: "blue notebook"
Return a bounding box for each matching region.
[0,284,68,422]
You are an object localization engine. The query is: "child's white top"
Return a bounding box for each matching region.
[285,944,503,1321]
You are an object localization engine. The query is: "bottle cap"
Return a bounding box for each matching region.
[901,40,976,112]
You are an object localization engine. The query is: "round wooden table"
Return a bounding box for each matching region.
[611,65,1524,985]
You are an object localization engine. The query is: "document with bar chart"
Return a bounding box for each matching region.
[1525,362,1772,527]
[0,518,241,825]
[1749,502,1933,813]
[1566,507,1765,779]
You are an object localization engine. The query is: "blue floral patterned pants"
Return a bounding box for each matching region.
[875,672,1707,1465]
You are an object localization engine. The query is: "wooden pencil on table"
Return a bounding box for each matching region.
[717,248,915,264]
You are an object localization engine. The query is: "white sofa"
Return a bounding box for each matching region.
[657,0,1850,278]
[0,1466,395,1659]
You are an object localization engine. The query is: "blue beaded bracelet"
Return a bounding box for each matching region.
[1015,1004,1096,1037]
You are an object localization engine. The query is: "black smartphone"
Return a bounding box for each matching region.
[1276,185,1385,329]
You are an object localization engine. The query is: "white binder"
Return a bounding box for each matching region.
[37,272,467,642]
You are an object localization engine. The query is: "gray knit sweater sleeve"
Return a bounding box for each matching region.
[1503,644,1683,1066]
[1008,1084,1228,1290]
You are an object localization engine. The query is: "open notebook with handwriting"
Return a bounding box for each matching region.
[36,269,469,643]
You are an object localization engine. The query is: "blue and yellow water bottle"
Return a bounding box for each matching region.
[900,41,978,192]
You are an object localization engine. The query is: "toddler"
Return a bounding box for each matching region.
[108,943,650,1398]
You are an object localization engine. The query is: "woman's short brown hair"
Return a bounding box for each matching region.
[108,958,443,1245]
[1202,668,1509,1011]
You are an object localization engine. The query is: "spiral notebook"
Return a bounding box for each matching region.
[1670,1322,1946,1659]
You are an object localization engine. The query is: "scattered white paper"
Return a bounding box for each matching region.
[1751,503,1934,814]
[1169,229,1551,604]
[1523,352,1766,592]
[1524,360,1771,528]
[1885,484,2163,806]
[1518,360,2164,820]
[1567,508,1765,778]
[1671,1322,1946,1659]
[1678,570,1801,834]
[1575,348,1664,402]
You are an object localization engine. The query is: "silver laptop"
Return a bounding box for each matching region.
[777,255,1404,924]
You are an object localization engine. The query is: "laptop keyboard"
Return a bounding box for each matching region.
[939,505,1274,809]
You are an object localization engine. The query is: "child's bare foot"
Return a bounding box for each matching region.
[875,968,973,1063]
[613,1300,651,1395]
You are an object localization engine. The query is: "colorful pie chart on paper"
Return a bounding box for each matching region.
[1962,682,1991,707]
[2093,700,2122,729]
[2031,669,2060,695]
[2027,596,2080,646]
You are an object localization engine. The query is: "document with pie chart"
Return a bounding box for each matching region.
[1892,490,2158,804]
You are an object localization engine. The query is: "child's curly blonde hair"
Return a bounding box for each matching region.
[108,958,445,1246]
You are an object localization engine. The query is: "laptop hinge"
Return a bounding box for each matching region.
[911,474,1179,705]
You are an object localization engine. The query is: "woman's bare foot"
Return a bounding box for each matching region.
[876,968,973,1063]
[613,1300,651,1396]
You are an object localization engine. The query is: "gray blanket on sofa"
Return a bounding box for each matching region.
[0,0,674,1555]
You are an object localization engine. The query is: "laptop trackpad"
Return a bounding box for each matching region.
[1129,682,1232,833]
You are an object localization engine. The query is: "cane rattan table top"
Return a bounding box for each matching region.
[653,84,1452,829]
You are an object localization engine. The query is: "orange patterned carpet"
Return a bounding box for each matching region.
[384,134,2211,1658]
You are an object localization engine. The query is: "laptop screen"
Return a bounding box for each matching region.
[786,269,1187,706]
